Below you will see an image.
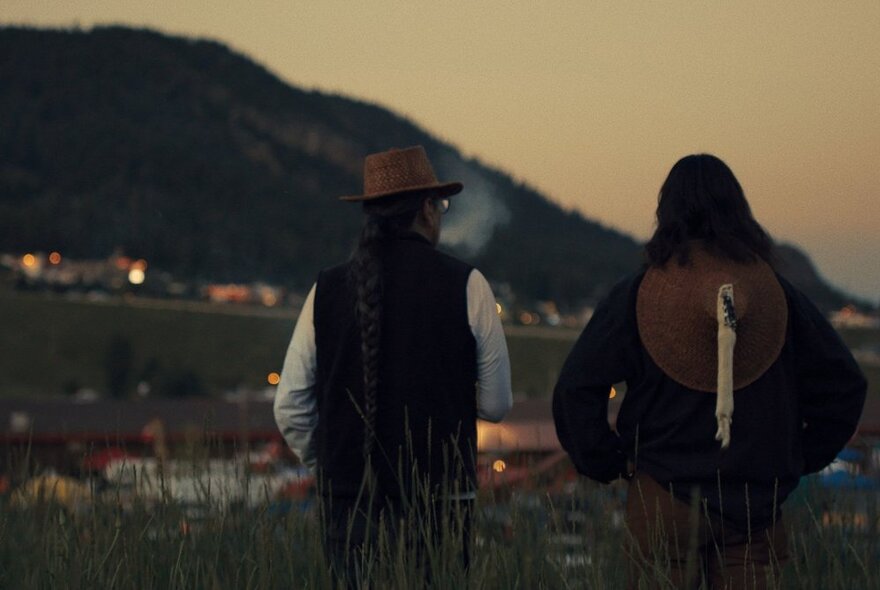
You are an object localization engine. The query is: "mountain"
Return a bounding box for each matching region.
[773,244,855,313]
[0,26,857,310]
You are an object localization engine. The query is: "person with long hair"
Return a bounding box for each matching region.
[553,154,866,589]
[275,146,512,585]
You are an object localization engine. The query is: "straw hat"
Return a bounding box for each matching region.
[636,246,788,393]
[340,146,463,202]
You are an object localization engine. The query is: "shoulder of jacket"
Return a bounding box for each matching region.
[431,247,474,275]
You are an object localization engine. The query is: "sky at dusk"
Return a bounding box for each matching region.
[4,1,879,300]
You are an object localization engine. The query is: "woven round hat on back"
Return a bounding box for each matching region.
[340,145,463,202]
[636,246,788,392]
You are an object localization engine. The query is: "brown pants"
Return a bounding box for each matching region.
[625,472,788,590]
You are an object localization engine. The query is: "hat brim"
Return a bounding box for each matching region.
[636,248,788,392]
[339,181,463,202]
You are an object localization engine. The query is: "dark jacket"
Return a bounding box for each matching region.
[553,271,867,531]
[313,233,478,499]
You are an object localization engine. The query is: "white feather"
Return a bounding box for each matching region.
[716,284,736,449]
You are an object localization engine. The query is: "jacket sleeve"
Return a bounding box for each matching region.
[787,284,867,474]
[274,284,319,472]
[552,278,638,483]
[467,269,513,423]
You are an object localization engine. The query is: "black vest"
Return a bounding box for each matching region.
[313,233,478,499]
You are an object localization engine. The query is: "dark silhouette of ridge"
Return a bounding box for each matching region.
[0,26,858,310]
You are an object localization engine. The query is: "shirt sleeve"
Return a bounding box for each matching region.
[467,270,513,423]
[552,277,637,484]
[273,283,319,472]
[787,283,867,473]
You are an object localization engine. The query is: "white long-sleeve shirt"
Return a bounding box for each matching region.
[273,269,513,472]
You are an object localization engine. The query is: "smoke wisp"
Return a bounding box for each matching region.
[436,155,511,256]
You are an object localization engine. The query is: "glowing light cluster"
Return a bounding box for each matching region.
[128,269,146,285]
[492,459,507,473]
[126,259,148,285]
[519,311,540,325]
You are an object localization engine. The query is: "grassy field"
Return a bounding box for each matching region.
[2,290,879,588]
[0,289,876,400]
[0,290,297,397]
[0,290,578,399]
[1,475,877,589]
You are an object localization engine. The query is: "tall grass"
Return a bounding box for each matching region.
[1,466,877,589]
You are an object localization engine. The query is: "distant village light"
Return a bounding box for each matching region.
[22,253,37,267]
[267,372,281,386]
[492,459,507,473]
[128,268,146,285]
[49,252,62,265]
[115,256,132,270]
[132,259,148,271]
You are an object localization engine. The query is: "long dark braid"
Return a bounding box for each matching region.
[353,214,386,460]
[351,196,425,461]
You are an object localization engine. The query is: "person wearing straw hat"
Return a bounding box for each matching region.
[274,145,512,583]
[553,154,866,589]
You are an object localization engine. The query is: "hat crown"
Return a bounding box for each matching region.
[340,145,462,202]
[363,146,439,195]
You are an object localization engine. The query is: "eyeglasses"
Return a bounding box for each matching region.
[433,198,450,215]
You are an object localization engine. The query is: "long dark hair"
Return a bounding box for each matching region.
[350,194,426,460]
[644,154,774,267]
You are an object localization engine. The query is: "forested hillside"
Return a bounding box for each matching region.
[0,26,853,309]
